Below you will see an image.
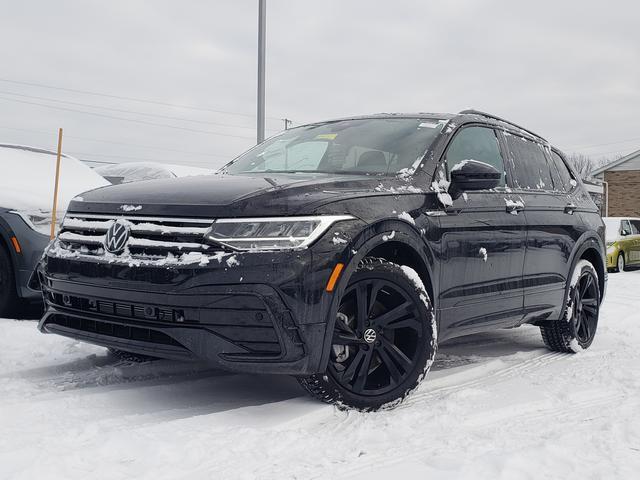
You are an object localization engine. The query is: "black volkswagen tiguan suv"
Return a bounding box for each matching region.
[38,110,606,410]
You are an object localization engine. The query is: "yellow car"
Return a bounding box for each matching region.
[604,217,640,272]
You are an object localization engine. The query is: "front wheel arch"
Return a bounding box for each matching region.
[317,227,436,373]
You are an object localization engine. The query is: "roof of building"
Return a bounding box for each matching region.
[591,148,640,176]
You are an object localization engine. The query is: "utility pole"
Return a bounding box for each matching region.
[257,0,266,144]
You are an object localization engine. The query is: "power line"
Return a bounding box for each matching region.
[0,77,283,121]
[0,127,245,160]
[0,96,256,139]
[68,151,223,165]
[569,146,639,158]
[0,90,264,131]
[564,136,640,151]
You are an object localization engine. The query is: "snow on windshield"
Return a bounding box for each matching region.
[0,145,109,212]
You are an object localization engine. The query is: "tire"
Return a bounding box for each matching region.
[298,257,437,411]
[540,259,600,353]
[617,252,626,272]
[0,244,19,318]
[107,347,158,363]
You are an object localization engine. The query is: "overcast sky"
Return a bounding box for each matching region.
[1,0,638,169]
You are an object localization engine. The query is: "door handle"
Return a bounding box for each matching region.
[564,203,577,215]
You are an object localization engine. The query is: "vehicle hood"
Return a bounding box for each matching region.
[67,172,422,218]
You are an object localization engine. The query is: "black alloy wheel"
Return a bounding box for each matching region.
[571,269,599,345]
[541,260,600,353]
[298,258,436,410]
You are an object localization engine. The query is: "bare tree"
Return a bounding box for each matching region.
[567,153,594,179]
[567,153,622,180]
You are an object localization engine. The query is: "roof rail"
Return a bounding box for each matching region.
[458,109,546,142]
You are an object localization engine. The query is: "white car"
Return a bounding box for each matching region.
[0,144,108,316]
[95,162,213,185]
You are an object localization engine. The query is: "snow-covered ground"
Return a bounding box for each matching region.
[1,270,639,480]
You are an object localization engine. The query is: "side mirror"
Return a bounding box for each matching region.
[450,160,501,193]
[621,230,630,236]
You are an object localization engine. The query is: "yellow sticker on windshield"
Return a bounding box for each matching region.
[315,133,337,140]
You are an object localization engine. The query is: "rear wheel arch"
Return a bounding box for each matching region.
[578,246,605,301]
[555,236,605,321]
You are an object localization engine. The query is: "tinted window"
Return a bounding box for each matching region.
[630,220,640,235]
[445,126,505,186]
[621,220,633,236]
[549,151,575,192]
[505,133,555,191]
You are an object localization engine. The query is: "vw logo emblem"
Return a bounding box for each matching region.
[363,328,377,344]
[104,220,130,254]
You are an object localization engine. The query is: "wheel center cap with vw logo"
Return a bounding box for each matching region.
[363,328,377,344]
[104,220,131,254]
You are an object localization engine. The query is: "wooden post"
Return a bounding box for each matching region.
[50,128,63,240]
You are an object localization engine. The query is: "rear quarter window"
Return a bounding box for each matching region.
[548,150,576,192]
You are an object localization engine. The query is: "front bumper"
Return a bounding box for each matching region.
[38,247,339,375]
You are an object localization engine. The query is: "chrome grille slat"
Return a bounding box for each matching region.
[59,214,215,260]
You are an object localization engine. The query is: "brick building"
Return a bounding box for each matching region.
[591,149,640,217]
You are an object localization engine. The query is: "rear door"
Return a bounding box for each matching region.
[503,135,582,322]
[435,125,526,337]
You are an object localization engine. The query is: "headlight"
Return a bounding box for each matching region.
[10,210,64,236]
[204,215,353,251]
[606,244,617,255]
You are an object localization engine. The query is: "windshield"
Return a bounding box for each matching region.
[222,117,446,175]
[603,218,621,242]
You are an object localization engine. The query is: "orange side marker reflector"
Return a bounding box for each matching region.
[10,236,22,254]
[326,263,345,292]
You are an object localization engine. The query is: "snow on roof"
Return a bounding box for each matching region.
[0,143,109,212]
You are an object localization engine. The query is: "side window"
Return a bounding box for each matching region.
[630,220,640,235]
[621,220,633,236]
[445,126,506,186]
[505,134,555,191]
[548,151,575,192]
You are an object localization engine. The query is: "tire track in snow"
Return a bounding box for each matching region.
[336,390,636,480]
[402,350,566,409]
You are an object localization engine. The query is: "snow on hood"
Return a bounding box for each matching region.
[0,144,109,212]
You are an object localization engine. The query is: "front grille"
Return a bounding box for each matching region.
[58,214,215,260]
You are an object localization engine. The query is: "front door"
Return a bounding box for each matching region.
[435,125,526,338]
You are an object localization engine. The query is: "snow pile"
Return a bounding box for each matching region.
[120,204,142,212]
[504,198,525,214]
[0,144,109,211]
[332,232,348,245]
[479,247,488,262]
[397,211,415,225]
